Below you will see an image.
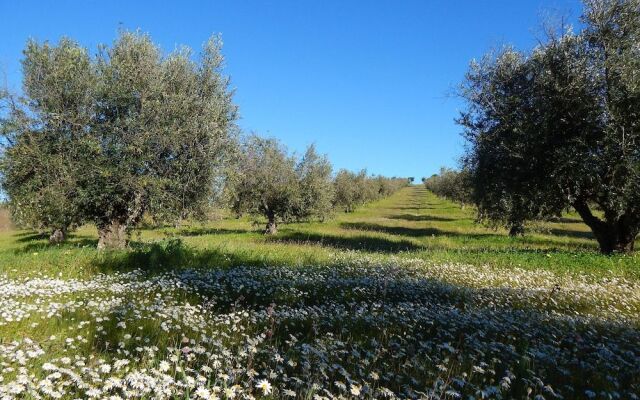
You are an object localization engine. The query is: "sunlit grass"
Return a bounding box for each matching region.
[0,187,638,398]
[0,186,637,280]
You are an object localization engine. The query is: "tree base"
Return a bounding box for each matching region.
[49,229,66,244]
[573,202,638,254]
[97,221,128,250]
[264,220,278,235]
[599,237,636,254]
[509,224,525,237]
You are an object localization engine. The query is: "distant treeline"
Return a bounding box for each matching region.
[225,135,409,235]
[422,168,472,208]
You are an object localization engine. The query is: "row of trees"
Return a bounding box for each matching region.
[226,137,333,235]
[0,32,407,248]
[423,168,527,236]
[226,136,408,234]
[334,170,408,213]
[457,0,640,253]
[422,168,472,208]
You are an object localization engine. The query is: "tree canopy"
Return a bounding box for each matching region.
[227,136,333,234]
[459,0,640,253]
[333,169,408,213]
[1,31,238,249]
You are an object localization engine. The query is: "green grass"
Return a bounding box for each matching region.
[0,187,638,399]
[0,186,637,280]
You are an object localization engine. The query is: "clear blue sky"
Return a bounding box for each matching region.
[0,0,582,179]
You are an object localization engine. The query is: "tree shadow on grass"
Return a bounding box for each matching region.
[266,231,422,253]
[15,233,98,253]
[85,236,603,276]
[92,238,285,273]
[549,228,594,240]
[387,205,459,211]
[551,217,584,224]
[178,227,254,237]
[341,222,446,238]
[341,222,597,250]
[387,206,423,210]
[385,214,458,222]
[14,232,48,243]
[12,231,37,237]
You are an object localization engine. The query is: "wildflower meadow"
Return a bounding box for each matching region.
[0,188,638,399]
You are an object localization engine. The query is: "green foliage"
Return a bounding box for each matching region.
[459,0,640,253]
[227,136,334,233]
[333,169,408,213]
[295,144,335,221]
[0,32,237,249]
[333,169,360,213]
[374,175,408,198]
[423,167,473,207]
[0,38,91,241]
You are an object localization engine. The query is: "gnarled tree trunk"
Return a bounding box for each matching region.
[573,202,638,254]
[509,223,525,237]
[97,220,128,250]
[594,219,637,254]
[49,228,67,244]
[265,212,277,235]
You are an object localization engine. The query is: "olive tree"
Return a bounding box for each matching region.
[0,38,91,243]
[459,0,640,253]
[333,169,407,212]
[294,144,334,221]
[424,167,473,209]
[85,33,237,249]
[373,175,409,198]
[1,32,237,249]
[333,169,366,212]
[228,136,333,234]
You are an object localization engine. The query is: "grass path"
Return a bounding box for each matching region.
[153,185,639,278]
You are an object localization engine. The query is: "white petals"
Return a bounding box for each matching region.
[0,260,636,399]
